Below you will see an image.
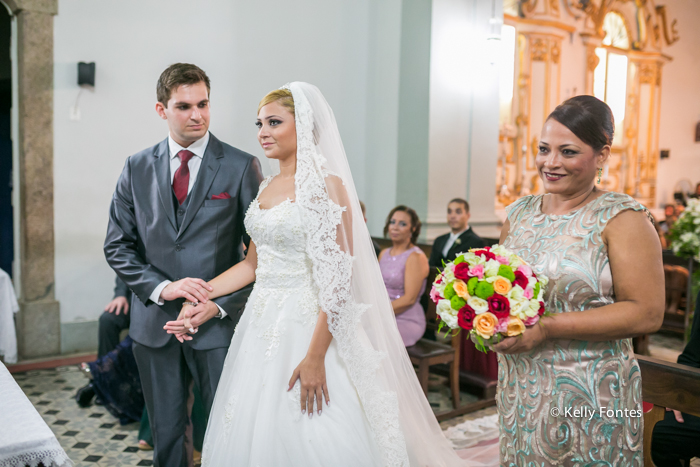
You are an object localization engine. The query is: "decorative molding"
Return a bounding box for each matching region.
[551,42,561,63]
[655,5,679,46]
[504,13,577,33]
[531,38,548,60]
[639,62,657,84]
[586,46,600,72]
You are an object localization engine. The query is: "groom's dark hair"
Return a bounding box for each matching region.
[157,63,211,107]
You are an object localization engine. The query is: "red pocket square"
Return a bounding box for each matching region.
[211,192,231,200]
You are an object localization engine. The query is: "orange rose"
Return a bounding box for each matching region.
[453,280,470,299]
[473,312,498,338]
[506,316,526,337]
[493,276,512,295]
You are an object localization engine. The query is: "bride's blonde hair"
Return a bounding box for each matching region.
[257,89,295,116]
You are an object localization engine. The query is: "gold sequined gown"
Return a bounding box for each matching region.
[499,192,648,467]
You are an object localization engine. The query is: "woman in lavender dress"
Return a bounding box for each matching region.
[379,205,429,346]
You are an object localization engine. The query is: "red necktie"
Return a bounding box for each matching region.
[173,150,194,205]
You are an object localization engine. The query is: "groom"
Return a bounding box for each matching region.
[104,63,263,466]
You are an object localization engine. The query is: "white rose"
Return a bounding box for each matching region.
[490,245,509,257]
[434,280,446,295]
[484,259,501,278]
[443,267,455,284]
[509,256,524,269]
[525,299,541,318]
[510,298,530,320]
[528,276,537,289]
[437,299,458,328]
[509,285,525,301]
[467,296,489,314]
[464,252,483,265]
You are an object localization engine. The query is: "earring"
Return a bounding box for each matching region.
[597,167,602,184]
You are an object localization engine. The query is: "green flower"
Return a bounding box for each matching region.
[497,265,515,282]
[444,283,456,300]
[450,295,466,311]
[534,282,541,299]
[454,255,466,265]
[475,281,495,299]
[467,277,478,295]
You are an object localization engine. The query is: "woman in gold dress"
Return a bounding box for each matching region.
[494,95,664,466]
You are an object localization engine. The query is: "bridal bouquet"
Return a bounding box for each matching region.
[429,245,549,353]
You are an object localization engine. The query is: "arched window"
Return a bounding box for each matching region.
[593,12,630,146]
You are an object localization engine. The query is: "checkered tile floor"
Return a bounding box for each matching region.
[12,366,154,467]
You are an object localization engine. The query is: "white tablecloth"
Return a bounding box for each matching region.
[0,362,72,467]
[0,268,19,364]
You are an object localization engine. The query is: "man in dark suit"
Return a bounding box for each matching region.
[104,63,263,467]
[651,289,700,466]
[428,198,485,268]
[97,276,132,358]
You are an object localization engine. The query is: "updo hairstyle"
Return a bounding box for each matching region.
[546,95,614,152]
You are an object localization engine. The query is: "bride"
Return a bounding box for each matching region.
[166,82,476,466]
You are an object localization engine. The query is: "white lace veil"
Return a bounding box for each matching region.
[280,82,475,467]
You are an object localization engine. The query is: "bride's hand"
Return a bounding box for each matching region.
[288,355,330,418]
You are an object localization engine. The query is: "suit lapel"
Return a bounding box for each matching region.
[154,138,178,233]
[177,135,223,239]
[448,229,472,258]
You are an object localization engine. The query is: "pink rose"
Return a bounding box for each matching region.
[523,287,534,300]
[524,315,540,326]
[517,265,533,277]
[496,255,509,265]
[495,318,508,334]
[468,264,484,279]
[430,287,442,304]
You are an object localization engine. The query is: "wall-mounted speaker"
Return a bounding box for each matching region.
[78,62,95,87]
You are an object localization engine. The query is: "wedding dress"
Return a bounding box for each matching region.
[202,82,494,466]
[201,178,383,465]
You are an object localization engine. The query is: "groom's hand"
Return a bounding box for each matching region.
[161,278,213,304]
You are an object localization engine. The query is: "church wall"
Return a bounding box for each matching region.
[656,0,700,206]
[426,0,502,240]
[52,0,390,351]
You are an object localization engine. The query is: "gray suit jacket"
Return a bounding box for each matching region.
[104,133,263,350]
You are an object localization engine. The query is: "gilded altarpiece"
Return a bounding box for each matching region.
[497,0,678,209]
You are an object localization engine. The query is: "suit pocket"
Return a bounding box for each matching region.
[204,198,234,208]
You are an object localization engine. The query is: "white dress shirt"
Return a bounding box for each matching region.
[148,132,227,318]
[442,228,468,258]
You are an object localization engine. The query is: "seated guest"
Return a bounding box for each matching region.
[430,199,496,381]
[76,276,153,450]
[98,276,131,358]
[649,214,668,249]
[378,205,429,346]
[428,198,485,268]
[359,200,382,258]
[658,204,677,236]
[692,182,700,199]
[651,289,700,466]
